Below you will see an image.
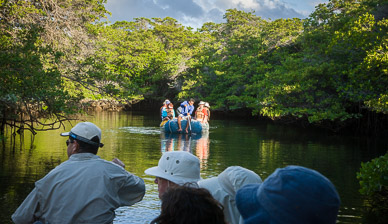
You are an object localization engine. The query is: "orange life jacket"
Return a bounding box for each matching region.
[196,107,204,119]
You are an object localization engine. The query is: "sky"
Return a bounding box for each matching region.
[104,0,329,29]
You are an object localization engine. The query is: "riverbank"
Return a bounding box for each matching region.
[124,99,388,137]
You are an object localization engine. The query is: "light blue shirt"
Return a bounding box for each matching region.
[12,153,145,224]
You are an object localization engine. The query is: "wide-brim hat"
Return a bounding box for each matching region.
[145,151,201,185]
[235,183,264,224]
[236,166,340,224]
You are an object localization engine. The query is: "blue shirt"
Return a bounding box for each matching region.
[161,107,168,119]
[180,101,194,116]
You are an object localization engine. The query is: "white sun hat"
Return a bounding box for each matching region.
[145,151,201,185]
[198,166,262,224]
[205,102,210,108]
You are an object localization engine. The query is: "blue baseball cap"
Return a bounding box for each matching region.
[236,166,340,224]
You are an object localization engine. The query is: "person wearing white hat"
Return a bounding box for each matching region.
[145,151,201,199]
[12,122,146,224]
[204,102,211,122]
[198,166,262,224]
[195,101,208,123]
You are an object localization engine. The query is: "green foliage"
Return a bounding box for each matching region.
[357,152,388,223]
[0,0,108,134]
[1,0,387,134]
[84,17,204,104]
[357,152,388,196]
[182,0,387,128]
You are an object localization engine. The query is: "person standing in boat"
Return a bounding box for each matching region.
[195,101,208,124]
[177,98,195,133]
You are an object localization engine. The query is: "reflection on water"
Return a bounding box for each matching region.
[0,111,387,224]
[160,132,210,169]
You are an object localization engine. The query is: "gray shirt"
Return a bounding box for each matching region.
[12,153,145,224]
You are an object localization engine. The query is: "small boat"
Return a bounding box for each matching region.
[160,118,209,134]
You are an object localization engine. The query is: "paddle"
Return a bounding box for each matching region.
[188,116,192,134]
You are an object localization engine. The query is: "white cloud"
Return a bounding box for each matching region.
[104,0,328,29]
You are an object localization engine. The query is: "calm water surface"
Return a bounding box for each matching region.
[0,111,386,223]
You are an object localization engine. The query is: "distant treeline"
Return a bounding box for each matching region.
[0,0,387,135]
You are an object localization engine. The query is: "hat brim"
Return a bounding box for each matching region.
[60,132,70,136]
[236,183,264,224]
[145,166,201,185]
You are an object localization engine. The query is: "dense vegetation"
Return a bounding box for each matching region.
[1,0,387,135]
[357,152,388,223]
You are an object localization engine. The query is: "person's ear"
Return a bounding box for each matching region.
[70,140,80,154]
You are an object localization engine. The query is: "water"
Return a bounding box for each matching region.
[0,111,386,223]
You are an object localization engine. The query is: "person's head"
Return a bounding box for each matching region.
[236,165,341,224]
[60,122,104,157]
[205,102,210,108]
[151,186,227,224]
[163,99,171,106]
[145,151,201,198]
[198,101,205,108]
[168,103,174,109]
[189,98,195,105]
[198,166,262,224]
[154,177,179,199]
[199,166,262,199]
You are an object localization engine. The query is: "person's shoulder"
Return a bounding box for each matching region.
[99,159,132,173]
[98,158,121,166]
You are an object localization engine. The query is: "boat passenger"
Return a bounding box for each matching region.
[198,166,262,224]
[204,102,211,122]
[145,151,201,199]
[151,186,227,224]
[236,165,341,224]
[195,101,208,123]
[160,99,170,120]
[164,103,175,120]
[160,103,175,127]
[12,122,145,224]
[177,98,195,133]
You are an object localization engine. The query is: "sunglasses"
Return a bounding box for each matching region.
[66,139,74,146]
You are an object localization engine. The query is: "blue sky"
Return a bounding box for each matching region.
[104,0,329,29]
